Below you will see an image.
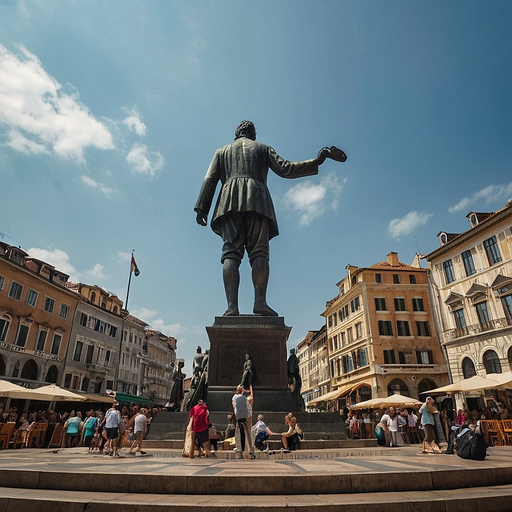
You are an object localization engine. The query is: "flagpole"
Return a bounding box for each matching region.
[125,250,135,311]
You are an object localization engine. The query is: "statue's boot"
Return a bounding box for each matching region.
[253,303,278,316]
[223,307,240,316]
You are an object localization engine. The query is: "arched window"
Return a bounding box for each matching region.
[45,365,58,383]
[387,378,409,396]
[81,376,90,392]
[462,357,477,378]
[483,350,502,374]
[90,292,96,304]
[0,355,6,376]
[21,359,38,381]
[417,378,436,396]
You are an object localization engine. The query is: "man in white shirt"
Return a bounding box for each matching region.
[128,408,148,456]
[104,401,121,456]
[232,385,254,456]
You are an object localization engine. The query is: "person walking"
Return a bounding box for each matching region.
[104,401,121,457]
[420,397,442,453]
[127,408,148,456]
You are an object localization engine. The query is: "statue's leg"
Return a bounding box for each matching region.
[223,258,240,316]
[252,256,277,316]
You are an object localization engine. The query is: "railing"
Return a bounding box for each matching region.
[445,317,512,341]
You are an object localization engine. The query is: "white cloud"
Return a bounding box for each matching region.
[81,175,116,197]
[283,173,346,225]
[388,211,433,240]
[449,182,512,213]
[126,142,164,176]
[132,307,184,337]
[85,263,106,280]
[0,44,114,163]
[122,108,147,136]
[26,247,107,283]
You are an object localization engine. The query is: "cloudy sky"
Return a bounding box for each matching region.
[1,1,512,376]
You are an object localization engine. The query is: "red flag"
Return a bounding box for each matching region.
[130,255,140,276]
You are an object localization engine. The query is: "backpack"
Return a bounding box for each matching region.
[456,424,487,460]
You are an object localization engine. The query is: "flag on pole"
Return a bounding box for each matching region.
[131,255,140,276]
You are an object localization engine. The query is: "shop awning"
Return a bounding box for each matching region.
[113,392,150,404]
[307,382,354,405]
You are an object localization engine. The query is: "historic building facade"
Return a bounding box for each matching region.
[0,243,79,387]
[317,251,448,410]
[63,283,123,394]
[425,201,512,409]
[118,314,148,396]
[143,329,177,404]
[297,326,330,407]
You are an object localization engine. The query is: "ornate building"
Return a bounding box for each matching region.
[297,326,330,408]
[63,283,123,394]
[0,242,79,388]
[143,329,177,404]
[316,251,448,411]
[425,200,512,410]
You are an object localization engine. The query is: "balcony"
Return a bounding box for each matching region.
[445,316,512,341]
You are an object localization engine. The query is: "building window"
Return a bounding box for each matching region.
[358,348,368,366]
[501,294,512,321]
[0,316,11,342]
[0,275,4,291]
[105,350,111,367]
[378,320,393,336]
[26,290,38,307]
[355,322,363,338]
[409,275,417,284]
[375,297,387,311]
[416,350,433,364]
[462,357,477,378]
[50,334,62,355]
[443,259,455,284]
[8,281,23,300]
[483,236,502,266]
[73,341,84,362]
[350,296,360,313]
[347,327,353,343]
[393,274,401,284]
[64,373,72,388]
[453,309,467,333]
[462,249,476,276]
[397,320,411,336]
[85,345,94,364]
[59,304,69,319]
[475,302,491,330]
[328,315,333,328]
[416,321,431,337]
[383,349,396,364]
[394,298,406,311]
[15,323,30,347]
[375,273,382,283]
[35,329,47,351]
[44,297,55,313]
[412,297,425,312]
[483,350,502,374]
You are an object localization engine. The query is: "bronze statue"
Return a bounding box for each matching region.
[167,361,186,411]
[195,120,346,316]
[240,353,253,388]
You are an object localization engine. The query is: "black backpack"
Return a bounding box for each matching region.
[456,426,487,460]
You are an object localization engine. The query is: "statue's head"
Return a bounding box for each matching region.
[235,120,256,141]
[196,346,202,353]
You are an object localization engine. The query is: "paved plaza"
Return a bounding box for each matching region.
[0,445,512,510]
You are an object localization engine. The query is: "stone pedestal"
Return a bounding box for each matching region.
[205,316,299,412]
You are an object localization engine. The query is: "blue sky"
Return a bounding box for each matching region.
[1,1,512,376]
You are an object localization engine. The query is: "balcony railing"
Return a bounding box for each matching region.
[445,317,512,341]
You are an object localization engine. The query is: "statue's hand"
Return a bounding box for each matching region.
[196,210,208,226]
[316,147,331,164]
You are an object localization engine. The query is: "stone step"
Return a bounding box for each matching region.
[2,484,512,512]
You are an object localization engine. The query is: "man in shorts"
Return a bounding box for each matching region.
[128,408,148,456]
[104,401,121,456]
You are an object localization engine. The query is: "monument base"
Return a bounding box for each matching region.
[206,315,299,412]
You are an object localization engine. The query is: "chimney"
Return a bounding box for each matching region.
[387,252,399,266]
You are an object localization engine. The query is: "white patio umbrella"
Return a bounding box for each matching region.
[0,379,32,399]
[425,374,505,394]
[27,384,86,402]
[351,393,422,410]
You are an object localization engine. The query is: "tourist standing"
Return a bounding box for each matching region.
[189,399,210,458]
[104,401,121,456]
[128,408,148,456]
[232,385,254,456]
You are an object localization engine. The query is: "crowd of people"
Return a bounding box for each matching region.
[184,384,303,458]
[343,397,508,453]
[0,402,161,454]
